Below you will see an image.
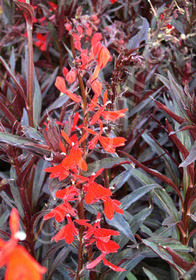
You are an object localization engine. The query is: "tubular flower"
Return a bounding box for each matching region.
[52,215,79,244]
[44,131,87,181]
[86,120,126,153]
[55,76,81,103]
[73,171,123,220]
[77,213,125,272]
[90,90,127,124]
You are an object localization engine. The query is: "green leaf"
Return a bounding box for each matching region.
[110,166,134,192]
[84,157,129,175]
[179,142,196,167]
[47,21,60,51]
[129,87,162,117]
[41,94,69,122]
[120,184,161,210]
[33,67,42,126]
[131,168,157,185]
[153,188,179,222]
[111,253,145,280]
[106,213,137,244]
[143,267,158,280]
[32,159,49,209]
[9,166,25,218]
[141,238,185,275]
[129,206,153,234]
[142,132,179,186]
[0,209,10,228]
[0,131,51,157]
[42,67,59,97]
[126,272,138,280]
[0,56,27,104]
[47,246,70,280]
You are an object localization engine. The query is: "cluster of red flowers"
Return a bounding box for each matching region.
[43,14,127,273]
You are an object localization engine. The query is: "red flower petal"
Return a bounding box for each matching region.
[91,33,102,47]
[90,106,106,125]
[103,198,114,220]
[55,77,81,103]
[98,46,111,69]
[103,197,124,220]
[64,89,81,103]
[61,130,72,145]
[66,68,77,84]
[62,67,69,77]
[44,204,66,223]
[55,185,79,201]
[85,182,112,204]
[94,228,120,238]
[55,76,67,92]
[89,80,103,111]
[5,246,46,280]
[103,257,126,272]
[97,239,120,253]
[44,164,69,181]
[9,208,19,237]
[88,134,100,150]
[52,219,78,244]
[99,136,126,153]
[86,253,106,270]
[102,108,128,122]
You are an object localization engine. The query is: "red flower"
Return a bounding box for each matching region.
[52,215,78,244]
[55,76,81,103]
[44,200,77,222]
[44,203,68,222]
[85,182,112,204]
[62,145,87,172]
[35,33,48,51]
[0,209,46,280]
[73,169,112,204]
[89,80,103,111]
[63,67,69,77]
[90,90,127,124]
[65,68,77,84]
[87,120,126,153]
[97,46,112,69]
[87,253,125,272]
[103,197,124,220]
[65,23,72,31]
[55,185,79,201]
[45,131,87,180]
[110,0,118,3]
[44,162,69,181]
[167,24,172,29]
[102,257,125,272]
[91,33,102,46]
[80,213,125,272]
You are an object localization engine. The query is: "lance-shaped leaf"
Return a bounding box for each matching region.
[0,56,27,106]
[166,120,195,183]
[179,142,196,167]
[142,239,186,275]
[119,151,182,201]
[155,100,184,124]
[0,132,51,157]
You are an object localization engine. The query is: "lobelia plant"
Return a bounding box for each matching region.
[0,1,129,279]
[42,16,129,278]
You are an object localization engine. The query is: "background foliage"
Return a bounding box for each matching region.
[0,0,196,279]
